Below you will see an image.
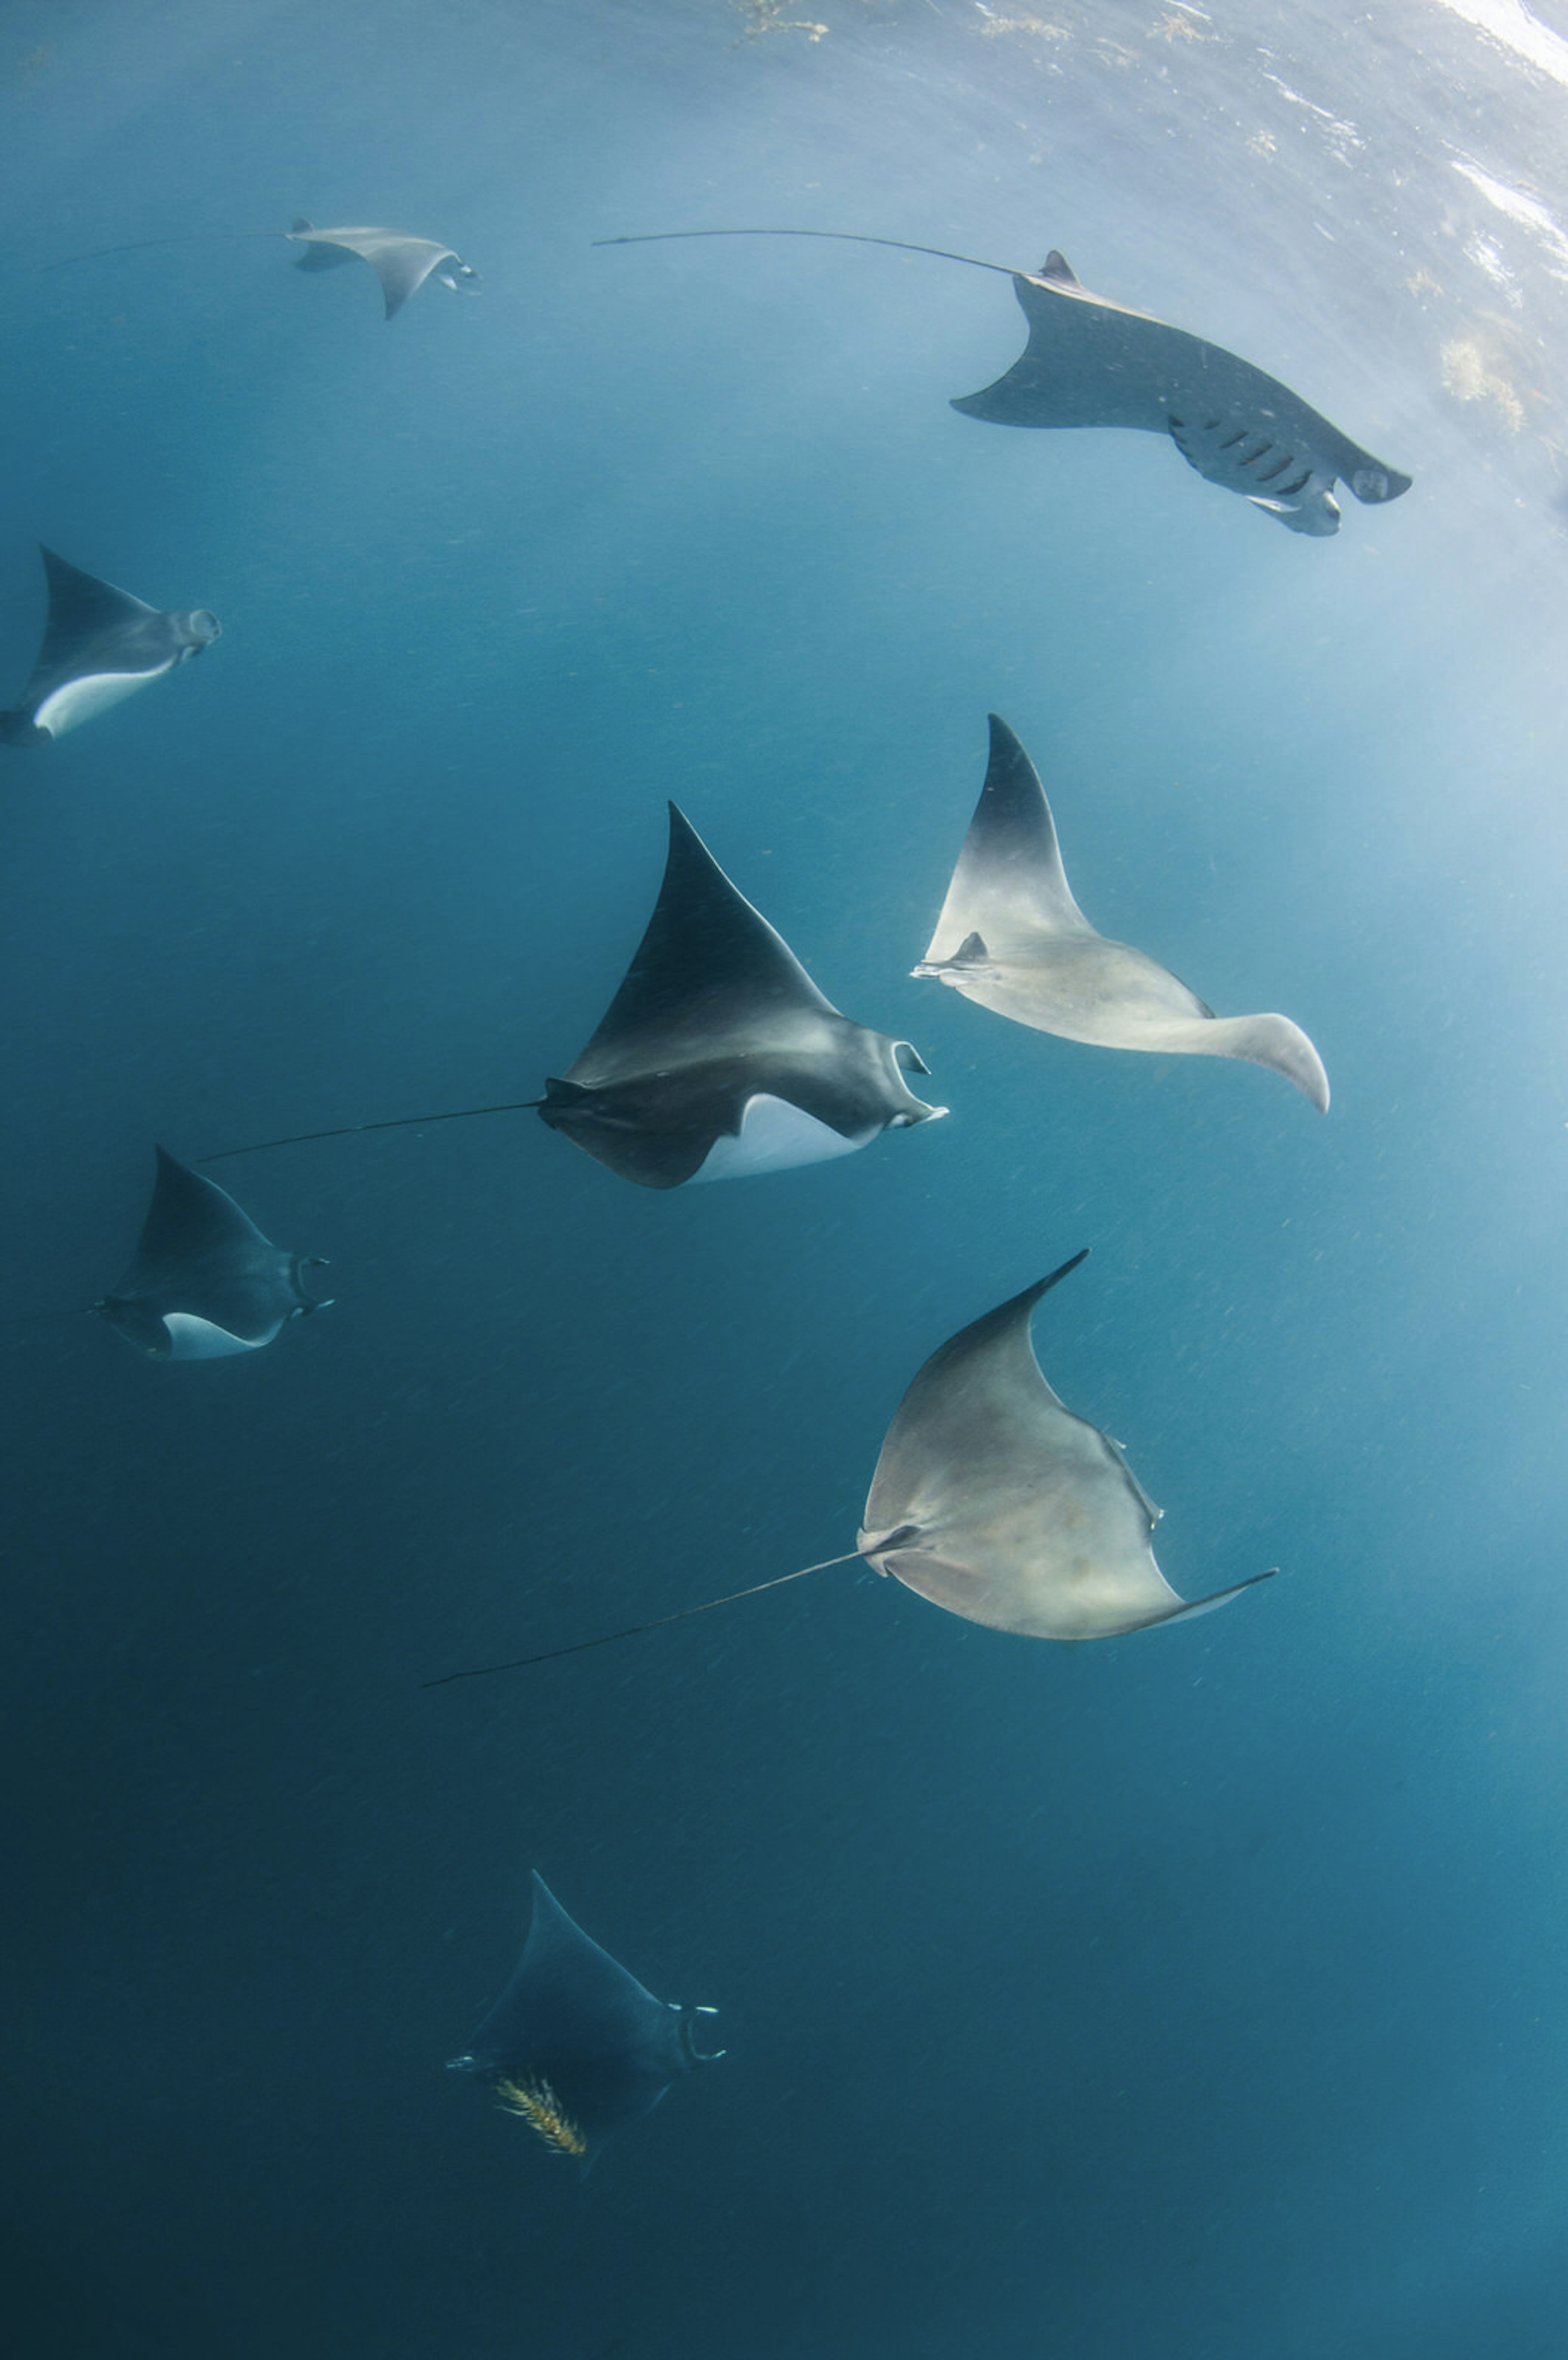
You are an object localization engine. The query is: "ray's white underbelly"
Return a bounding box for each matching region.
[160,1312,276,1360]
[689,1093,873,1183]
[951,940,1208,1045]
[35,663,173,737]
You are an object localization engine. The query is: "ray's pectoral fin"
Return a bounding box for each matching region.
[1142,1567,1279,1628]
[1198,1014,1330,1113]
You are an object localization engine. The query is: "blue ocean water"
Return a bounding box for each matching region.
[2,1,1566,2353]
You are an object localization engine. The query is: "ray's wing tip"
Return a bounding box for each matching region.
[1292,1037,1331,1114]
[1246,1015,1329,1111]
[1162,1565,1280,1628]
[1039,1246,1091,1284]
[1024,1245,1090,1305]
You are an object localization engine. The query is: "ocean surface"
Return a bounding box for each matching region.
[2,2,1566,2354]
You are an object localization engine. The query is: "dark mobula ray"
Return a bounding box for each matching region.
[96,1147,330,1362]
[429,1251,1276,1683]
[447,1872,722,2173]
[595,229,1411,535]
[539,802,945,1187]
[913,715,1330,1109]
[950,249,1410,535]
[285,217,481,318]
[202,802,944,1186]
[0,547,219,747]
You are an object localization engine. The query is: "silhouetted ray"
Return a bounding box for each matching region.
[447,1873,721,2172]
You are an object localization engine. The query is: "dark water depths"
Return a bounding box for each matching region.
[2,2,1566,2353]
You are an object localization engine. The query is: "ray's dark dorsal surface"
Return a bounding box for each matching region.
[913,715,1330,1108]
[428,1250,1274,1683]
[0,546,219,747]
[286,218,481,318]
[447,1873,722,2173]
[951,249,1411,534]
[597,231,1411,535]
[538,802,945,1187]
[95,1147,330,1363]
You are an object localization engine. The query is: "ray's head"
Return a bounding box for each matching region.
[178,608,222,653]
[438,257,481,293]
[675,2003,725,2066]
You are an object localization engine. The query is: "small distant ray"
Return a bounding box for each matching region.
[40,217,479,325]
[95,1147,330,1362]
[446,1872,722,2175]
[913,715,1330,1110]
[428,1250,1276,1683]
[0,547,219,748]
[285,218,481,318]
[595,228,1412,534]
